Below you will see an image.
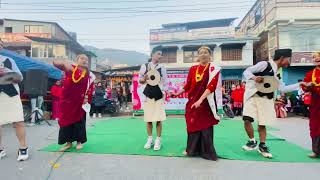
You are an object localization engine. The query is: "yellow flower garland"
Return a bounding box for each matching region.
[312,69,320,86]
[72,65,87,83]
[195,64,209,82]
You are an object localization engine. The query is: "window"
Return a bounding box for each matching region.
[183,46,214,63]
[183,50,198,63]
[25,25,43,33]
[222,48,242,61]
[160,48,177,63]
[279,25,320,52]
[5,27,12,33]
[32,43,65,58]
[31,48,39,57]
[254,4,262,25]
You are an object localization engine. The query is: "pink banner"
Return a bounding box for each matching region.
[132,71,188,111]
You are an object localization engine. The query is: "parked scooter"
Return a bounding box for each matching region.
[223,95,235,118]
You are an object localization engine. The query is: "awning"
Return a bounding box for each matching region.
[220,43,246,48]
[0,49,62,79]
[221,69,244,80]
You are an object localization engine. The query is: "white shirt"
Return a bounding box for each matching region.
[0,54,23,93]
[243,61,300,93]
[139,62,168,91]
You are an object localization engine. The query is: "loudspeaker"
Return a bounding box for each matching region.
[24,69,48,96]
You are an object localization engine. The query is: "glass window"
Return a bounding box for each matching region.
[255,4,262,25]
[48,45,54,58]
[32,47,39,57]
[279,25,320,52]
[183,50,198,63]
[5,27,12,33]
[160,48,177,63]
[24,25,43,33]
[222,48,242,61]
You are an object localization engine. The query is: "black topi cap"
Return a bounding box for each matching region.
[273,49,292,61]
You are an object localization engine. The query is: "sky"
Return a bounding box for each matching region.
[0,0,257,54]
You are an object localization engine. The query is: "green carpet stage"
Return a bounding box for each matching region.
[41,117,320,163]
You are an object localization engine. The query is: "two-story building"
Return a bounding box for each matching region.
[237,0,320,84]
[150,18,258,88]
[0,18,97,71]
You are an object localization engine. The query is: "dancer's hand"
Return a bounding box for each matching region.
[254,76,264,83]
[300,82,313,87]
[144,74,149,81]
[139,74,149,84]
[83,96,88,104]
[191,100,203,109]
[0,68,7,77]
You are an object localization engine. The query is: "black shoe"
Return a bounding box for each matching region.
[242,140,258,151]
[258,144,272,158]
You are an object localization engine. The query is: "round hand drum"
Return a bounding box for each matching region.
[146,69,161,86]
[255,76,279,93]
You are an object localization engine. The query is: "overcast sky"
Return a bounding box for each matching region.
[0,0,256,54]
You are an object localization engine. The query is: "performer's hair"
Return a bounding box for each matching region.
[197,46,212,54]
[151,46,163,55]
[313,50,320,58]
[75,54,88,62]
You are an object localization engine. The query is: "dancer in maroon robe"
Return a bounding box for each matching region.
[53,54,95,151]
[173,46,221,161]
[303,51,320,158]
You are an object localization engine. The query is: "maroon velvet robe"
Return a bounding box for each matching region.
[184,64,220,133]
[58,65,94,127]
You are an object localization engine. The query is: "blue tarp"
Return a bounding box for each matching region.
[0,49,62,79]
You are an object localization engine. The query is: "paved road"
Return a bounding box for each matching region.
[0,116,318,180]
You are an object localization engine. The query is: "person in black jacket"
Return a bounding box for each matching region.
[92,82,105,118]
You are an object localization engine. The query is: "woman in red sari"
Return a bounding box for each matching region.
[53,54,95,151]
[303,51,320,158]
[50,80,62,120]
[173,46,221,161]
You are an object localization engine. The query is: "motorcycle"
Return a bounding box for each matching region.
[103,98,120,114]
[222,95,235,118]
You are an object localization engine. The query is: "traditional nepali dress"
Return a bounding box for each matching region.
[0,55,24,125]
[183,64,221,161]
[57,65,95,145]
[50,84,62,120]
[303,68,320,155]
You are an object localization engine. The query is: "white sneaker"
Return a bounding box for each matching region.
[98,113,102,118]
[17,148,29,161]
[0,149,6,160]
[92,113,96,118]
[154,138,161,151]
[258,144,273,158]
[144,137,153,149]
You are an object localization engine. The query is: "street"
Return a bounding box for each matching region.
[0,116,319,180]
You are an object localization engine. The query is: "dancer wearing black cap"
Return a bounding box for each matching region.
[241,49,309,158]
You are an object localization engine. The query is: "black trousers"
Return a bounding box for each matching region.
[186,126,218,161]
[58,116,87,145]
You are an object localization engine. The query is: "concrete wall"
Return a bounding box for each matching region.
[238,0,320,35]
[3,20,53,34]
[282,66,314,85]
